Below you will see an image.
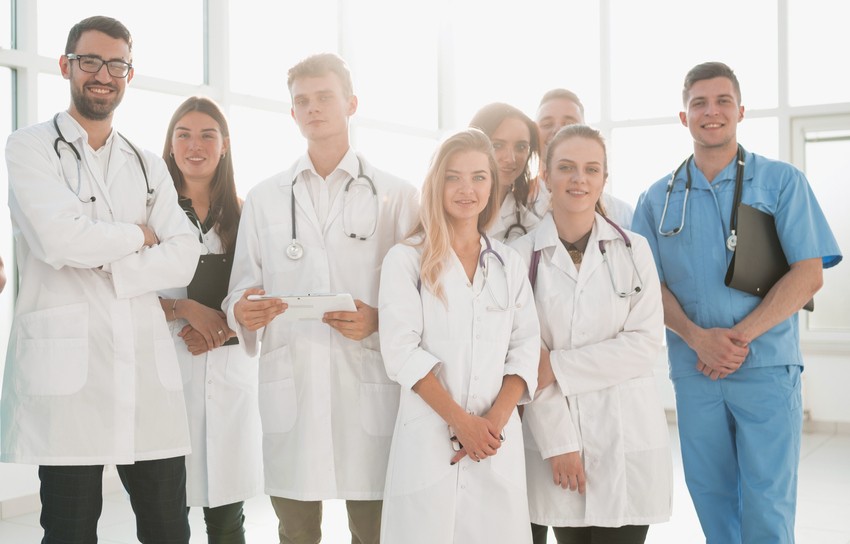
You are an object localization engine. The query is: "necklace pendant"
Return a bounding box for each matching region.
[726,233,737,251]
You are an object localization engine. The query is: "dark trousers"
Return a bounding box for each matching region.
[198,501,246,544]
[39,456,190,544]
[531,523,649,544]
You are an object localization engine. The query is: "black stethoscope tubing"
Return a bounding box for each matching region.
[659,145,745,251]
[52,113,152,204]
[286,156,377,260]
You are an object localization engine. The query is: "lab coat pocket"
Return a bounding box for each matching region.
[392,408,452,495]
[152,307,183,392]
[489,411,526,488]
[360,382,400,436]
[619,378,669,452]
[16,302,89,396]
[258,346,297,433]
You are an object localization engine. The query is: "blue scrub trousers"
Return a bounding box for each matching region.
[673,365,802,544]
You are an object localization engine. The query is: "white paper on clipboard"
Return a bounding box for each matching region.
[247,293,356,321]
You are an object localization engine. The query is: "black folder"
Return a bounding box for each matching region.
[725,204,814,312]
[186,253,240,345]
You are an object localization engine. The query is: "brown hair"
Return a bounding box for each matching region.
[162,96,240,253]
[469,102,540,208]
[682,62,741,106]
[287,53,354,98]
[65,16,132,56]
[544,124,608,217]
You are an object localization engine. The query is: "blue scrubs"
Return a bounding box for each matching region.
[632,148,842,544]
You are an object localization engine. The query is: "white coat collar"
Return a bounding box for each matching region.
[291,147,360,183]
[532,213,620,282]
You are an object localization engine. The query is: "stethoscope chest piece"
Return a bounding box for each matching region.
[286,240,304,260]
[726,233,737,251]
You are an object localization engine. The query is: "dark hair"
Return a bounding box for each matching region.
[287,53,354,98]
[65,16,132,55]
[682,62,741,106]
[545,124,608,217]
[162,96,240,254]
[469,102,539,208]
[537,88,585,118]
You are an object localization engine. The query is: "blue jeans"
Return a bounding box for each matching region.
[674,365,802,544]
[39,456,190,544]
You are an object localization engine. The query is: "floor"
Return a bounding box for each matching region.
[1,424,848,543]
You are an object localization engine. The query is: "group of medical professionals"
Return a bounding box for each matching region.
[0,13,842,544]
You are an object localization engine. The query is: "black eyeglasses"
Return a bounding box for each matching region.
[66,54,133,78]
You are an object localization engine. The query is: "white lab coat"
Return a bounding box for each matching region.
[488,192,545,244]
[1,112,200,465]
[378,238,540,544]
[160,222,262,508]
[223,150,419,500]
[512,214,672,527]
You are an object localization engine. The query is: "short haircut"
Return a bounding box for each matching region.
[537,88,585,118]
[682,61,741,105]
[287,53,354,98]
[65,16,132,55]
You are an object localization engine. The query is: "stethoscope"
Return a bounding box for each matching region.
[286,157,378,260]
[658,145,745,252]
[598,216,644,298]
[479,234,511,312]
[503,208,528,242]
[52,113,153,205]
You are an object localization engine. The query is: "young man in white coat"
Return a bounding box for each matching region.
[224,53,420,544]
[1,16,200,543]
[535,89,635,228]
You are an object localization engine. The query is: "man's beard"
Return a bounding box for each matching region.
[71,84,122,121]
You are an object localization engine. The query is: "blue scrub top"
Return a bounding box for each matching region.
[633,148,842,379]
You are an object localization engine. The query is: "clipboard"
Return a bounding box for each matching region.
[724,204,814,312]
[186,253,239,345]
[247,293,357,321]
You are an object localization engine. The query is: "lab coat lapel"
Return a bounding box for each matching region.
[323,151,362,237]
[291,175,322,239]
[576,214,618,293]
[534,215,577,283]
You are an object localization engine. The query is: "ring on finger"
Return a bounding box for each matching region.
[217,329,224,336]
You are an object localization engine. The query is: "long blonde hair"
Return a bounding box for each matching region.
[407,128,501,301]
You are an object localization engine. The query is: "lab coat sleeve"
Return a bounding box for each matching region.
[224,192,264,356]
[503,249,540,404]
[378,244,442,390]
[110,153,202,298]
[550,236,664,397]
[523,382,580,459]
[6,128,146,270]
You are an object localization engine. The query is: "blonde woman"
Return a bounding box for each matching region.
[378,128,540,543]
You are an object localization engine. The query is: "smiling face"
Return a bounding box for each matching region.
[290,72,357,144]
[490,116,531,191]
[536,97,584,158]
[680,76,744,153]
[545,135,607,221]
[170,111,228,186]
[61,30,133,122]
[442,150,494,228]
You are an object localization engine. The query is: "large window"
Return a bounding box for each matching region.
[37,1,204,85]
[0,0,848,358]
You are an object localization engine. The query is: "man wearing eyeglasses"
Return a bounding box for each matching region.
[1,16,199,543]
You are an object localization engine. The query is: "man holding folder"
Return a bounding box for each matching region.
[632,62,841,544]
